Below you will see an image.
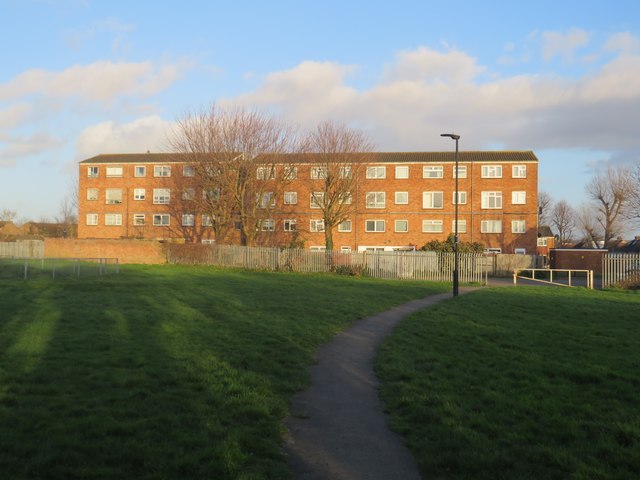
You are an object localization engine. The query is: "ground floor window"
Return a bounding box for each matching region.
[153,214,170,226]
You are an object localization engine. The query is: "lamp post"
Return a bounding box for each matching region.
[440,133,460,297]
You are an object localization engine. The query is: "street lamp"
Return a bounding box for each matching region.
[440,133,460,297]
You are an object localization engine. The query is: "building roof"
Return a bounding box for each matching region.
[80,150,538,165]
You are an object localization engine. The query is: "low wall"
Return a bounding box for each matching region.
[550,249,606,275]
[45,238,167,264]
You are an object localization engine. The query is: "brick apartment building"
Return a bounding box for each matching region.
[78,151,539,253]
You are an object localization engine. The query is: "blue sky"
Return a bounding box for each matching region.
[2,0,640,223]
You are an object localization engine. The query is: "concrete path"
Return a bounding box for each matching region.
[283,289,476,480]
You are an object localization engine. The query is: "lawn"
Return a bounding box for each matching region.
[0,265,447,480]
[376,287,640,480]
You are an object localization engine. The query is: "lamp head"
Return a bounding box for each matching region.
[440,133,460,140]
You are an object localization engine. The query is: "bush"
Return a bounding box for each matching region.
[333,264,365,277]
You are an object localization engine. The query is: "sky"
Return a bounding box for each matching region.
[1,0,640,222]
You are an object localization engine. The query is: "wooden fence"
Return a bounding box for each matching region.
[602,253,640,288]
[0,240,44,258]
[167,244,486,283]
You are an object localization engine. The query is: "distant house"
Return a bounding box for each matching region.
[610,236,640,253]
[536,225,555,256]
[23,222,75,238]
[0,221,23,239]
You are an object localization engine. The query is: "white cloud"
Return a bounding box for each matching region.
[0,132,63,167]
[603,32,640,53]
[540,28,590,62]
[75,115,174,159]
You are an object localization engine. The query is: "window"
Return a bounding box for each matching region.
[481,191,503,209]
[86,213,98,225]
[537,238,548,247]
[512,165,527,178]
[105,214,122,226]
[153,214,170,226]
[395,220,409,232]
[182,188,196,201]
[310,192,325,209]
[284,166,297,180]
[310,219,325,232]
[257,192,275,208]
[365,220,385,232]
[135,166,146,177]
[338,220,352,232]
[182,214,195,227]
[154,165,171,177]
[311,167,328,179]
[183,165,195,177]
[105,189,122,204]
[422,220,443,233]
[512,220,526,233]
[256,166,275,180]
[452,191,467,205]
[340,166,352,179]
[339,192,353,204]
[284,219,297,232]
[284,191,298,205]
[481,220,502,233]
[202,214,214,227]
[203,188,219,201]
[366,166,386,179]
[260,219,275,231]
[341,246,352,253]
[515,248,527,254]
[482,165,502,178]
[106,166,123,177]
[133,214,145,226]
[87,189,98,201]
[512,191,526,205]
[133,188,145,201]
[423,191,443,209]
[366,192,386,208]
[395,166,409,179]
[423,166,443,178]
[310,246,327,252]
[452,219,467,233]
[87,166,99,178]
[153,189,171,204]
[202,239,215,245]
[453,165,467,178]
[395,192,408,204]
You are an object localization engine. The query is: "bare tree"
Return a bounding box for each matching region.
[538,191,553,227]
[305,121,374,251]
[551,200,576,246]
[627,161,640,225]
[585,164,634,248]
[577,205,602,247]
[168,104,302,245]
[0,209,18,222]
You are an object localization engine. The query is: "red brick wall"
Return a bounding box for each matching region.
[45,238,166,264]
[550,249,606,275]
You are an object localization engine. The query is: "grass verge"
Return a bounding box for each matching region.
[0,264,447,479]
[376,287,640,480]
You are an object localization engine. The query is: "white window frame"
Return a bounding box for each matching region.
[340,166,352,179]
[87,188,98,201]
[256,166,276,180]
[153,214,170,226]
[135,166,146,177]
[311,167,328,179]
[481,191,503,209]
[87,166,99,178]
[133,188,145,201]
[105,189,122,205]
[366,166,386,179]
[105,213,122,226]
[452,219,467,233]
[423,191,444,209]
[106,166,123,177]
[260,219,275,231]
[395,166,409,179]
[395,219,409,233]
[340,246,352,253]
[453,165,467,179]
[284,191,298,205]
[182,214,195,227]
[153,188,171,204]
[284,219,297,232]
[365,219,385,232]
[452,191,467,205]
[86,213,98,225]
[339,192,353,205]
[395,192,409,204]
[133,214,145,226]
[512,165,527,178]
[423,165,443,178]
[182,188,196,201]
[482,165,502,178]
[366,192,386,209]
[512,191,526,205]
[202,214,214,227]
[310,219,325,232]
[422,220,444,233]
[512,220,526,234]
[182,165,195,177]
[310,192,325,209]
[481,220,502,233]
[154,165,171,177]
[284,166,297,180]
[338,220,352,232]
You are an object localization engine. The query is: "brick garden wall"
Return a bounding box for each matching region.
[45,238,167,264]
[549,249,606,275]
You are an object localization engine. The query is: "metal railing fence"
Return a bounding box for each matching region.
[602,253,640,288]
[0,257,119,280]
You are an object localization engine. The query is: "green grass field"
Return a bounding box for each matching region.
[376,287,640,480]
[0,265,447,480]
